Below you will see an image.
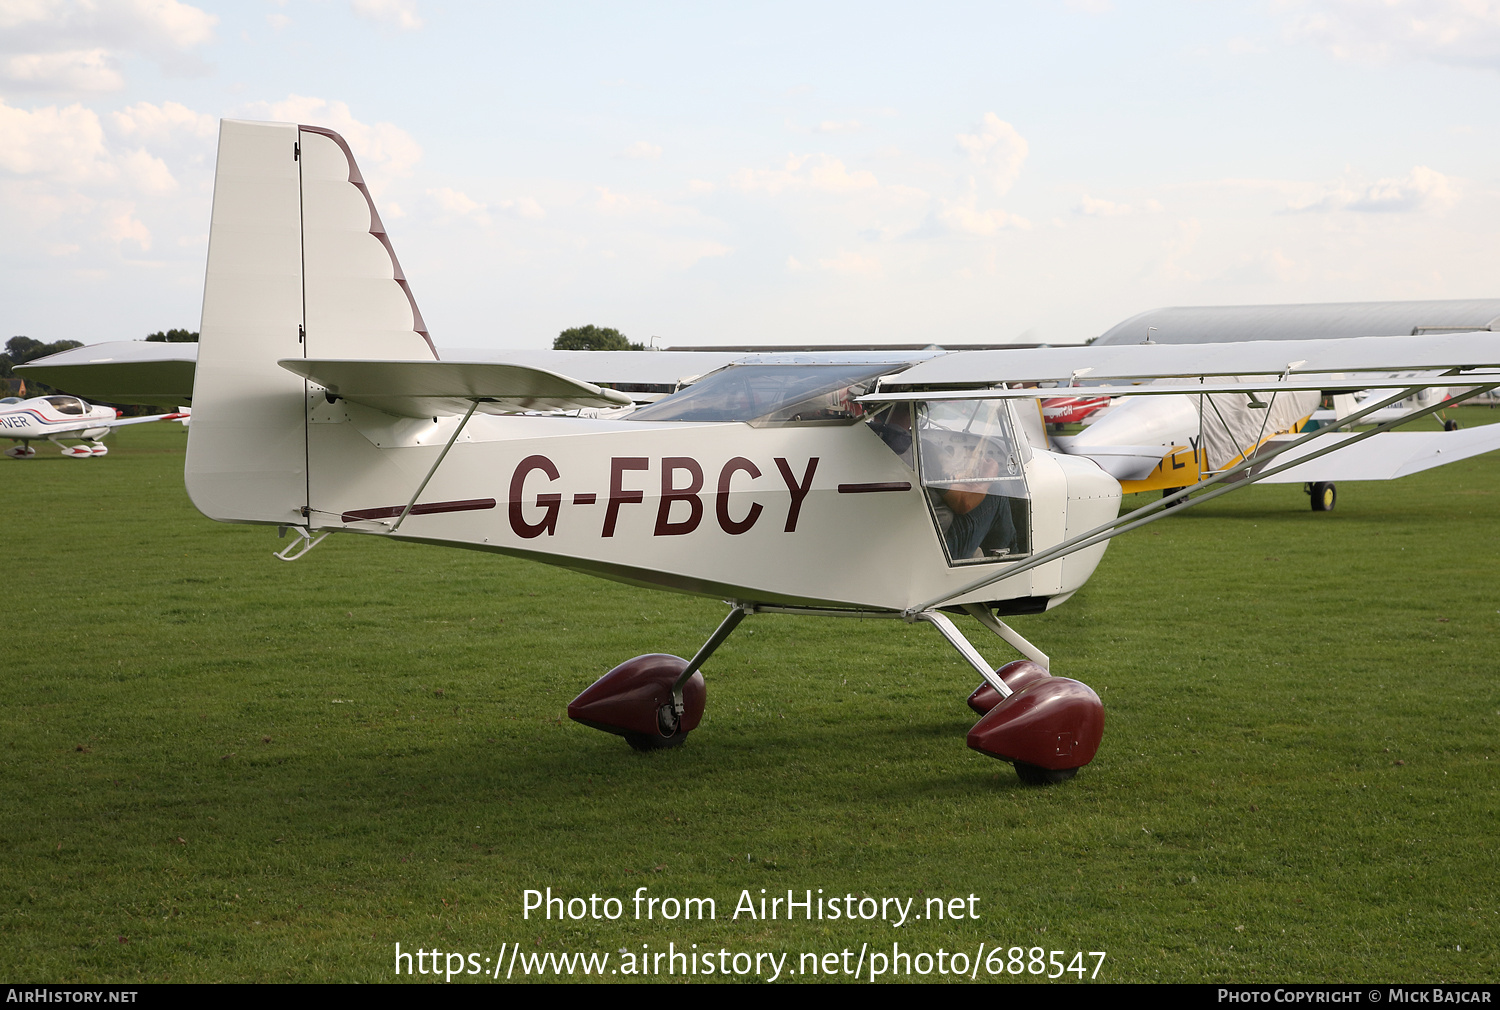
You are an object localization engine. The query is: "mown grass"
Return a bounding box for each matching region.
[2,410,1498,983]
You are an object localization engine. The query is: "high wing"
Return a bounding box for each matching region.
[864,332,1500,389]
[14,340,198,409]
[1251,426,1500,483]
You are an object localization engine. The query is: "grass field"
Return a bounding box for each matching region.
[3,411,1498,983]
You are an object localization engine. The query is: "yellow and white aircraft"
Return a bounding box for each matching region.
[1056,300,1500,510]
[127,121,1500,784]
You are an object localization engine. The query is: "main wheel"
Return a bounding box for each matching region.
[1309,481,1336,511]
[1162,487,1189,508]
[1444,418,1461,431]
[624,730,689,751]
[1014,762,1078,785]
[623,700,690,751]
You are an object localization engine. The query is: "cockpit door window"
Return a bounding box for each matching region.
[915,399,1031,565]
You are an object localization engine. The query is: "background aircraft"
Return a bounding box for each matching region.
[1041,299,1500,509]
[0,393,187,458]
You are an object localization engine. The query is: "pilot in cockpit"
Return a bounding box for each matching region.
[870,401,1024,563]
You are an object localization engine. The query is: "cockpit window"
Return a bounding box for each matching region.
[915,399,1031,565]
[629,363,901,425]
[0,397,20,405]
[43,395,85,415]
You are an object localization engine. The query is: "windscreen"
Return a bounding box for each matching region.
[628,363,897,425]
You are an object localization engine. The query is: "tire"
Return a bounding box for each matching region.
[624,701,689,751]
[1014,762,1078,785]
[1444,418,1460,431]
[1309,482,1336,512]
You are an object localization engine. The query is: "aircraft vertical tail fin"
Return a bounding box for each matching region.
[186,119,436,526]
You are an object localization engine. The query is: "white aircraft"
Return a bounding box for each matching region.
[1059,300,1500,510]
[117,121,1500,786]
[0,393,187,458]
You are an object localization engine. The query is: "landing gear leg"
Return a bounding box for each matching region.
[920,608,1103,785]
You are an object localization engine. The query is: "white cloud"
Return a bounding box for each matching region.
[1075,195,1132,217]
[817,249,882,276]
[0,96,195,260]
[1279,0,1500,70]
[595,186,663,214]
[936,195,1029,235]
[499,197,544,220]
[731,153,880,196]
[351,0,423,31]
[100,200,151,250]
[0,0,60,32]
[118,146,175,193]
[1159,218,1202,281]
[267,13,290,31]
[815,119,861,133]
[118,0,216,50]
[0,100,111,180]
[620,140,661,160]
[426,186,545,224]
[110,100,215,142]
[1074,194,1163,216]
[429,186,481,216]
[955,113,1028,195]
[0,0,217,91]
[1221,248,1310,285]
[2,48,122,91]
[1290,165,1458,212]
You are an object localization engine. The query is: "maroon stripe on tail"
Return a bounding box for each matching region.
[342,498,496,523]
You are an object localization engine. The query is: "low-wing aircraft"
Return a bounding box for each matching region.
[155,121,1500,785]
[0,393,188,458]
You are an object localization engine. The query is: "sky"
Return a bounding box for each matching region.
[4,0,1500,350]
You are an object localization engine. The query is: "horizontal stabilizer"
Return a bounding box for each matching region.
[278,358,634,417]
[1253,425,1500,483]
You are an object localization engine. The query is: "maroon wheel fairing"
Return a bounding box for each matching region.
[966,660,1052,715]
[966,676,1104,771]
[567,654,706,740]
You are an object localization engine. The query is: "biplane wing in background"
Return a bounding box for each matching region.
[48,119,1500,786]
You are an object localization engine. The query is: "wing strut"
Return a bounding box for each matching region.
[909,375,1500,615]
[389,399,480,534]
